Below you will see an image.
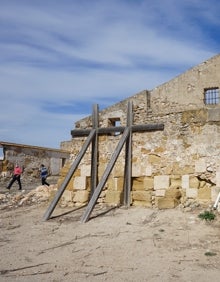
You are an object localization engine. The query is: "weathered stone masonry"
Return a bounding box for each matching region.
[0,141,70,178]
[59,54,220,209]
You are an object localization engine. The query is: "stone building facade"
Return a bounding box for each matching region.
[59,53,220,209]
[0,141,70,178]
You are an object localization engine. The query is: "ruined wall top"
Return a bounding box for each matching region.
[74,53,220,130]
[0,141,70,157]
[0,141,70,176]
[150,53,220,115]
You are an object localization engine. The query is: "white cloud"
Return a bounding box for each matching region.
[0,0,219,148]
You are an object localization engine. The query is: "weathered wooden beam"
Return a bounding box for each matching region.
[90,104,99,196]
[124,101,132,206]
[71,128,91,136]
[71,126,125,136]
[132,124,164,132]
[43,129,96,221]
[98,126,125,134]
[81,127,130,223]
[71,123,164,137]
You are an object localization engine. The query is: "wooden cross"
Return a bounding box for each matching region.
[43,101,164,222]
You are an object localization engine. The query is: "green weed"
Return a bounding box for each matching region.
[198,210,216,221]
[204,251,217,256]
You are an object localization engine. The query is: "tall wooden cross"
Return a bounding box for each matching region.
[43,101,164,223]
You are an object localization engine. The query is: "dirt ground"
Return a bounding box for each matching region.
[1,181,220,282]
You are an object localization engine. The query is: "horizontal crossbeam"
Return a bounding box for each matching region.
[71,123,164,137]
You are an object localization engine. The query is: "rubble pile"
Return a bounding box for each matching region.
[0,185,58,210]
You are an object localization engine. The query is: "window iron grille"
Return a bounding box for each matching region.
[204,88,219,105]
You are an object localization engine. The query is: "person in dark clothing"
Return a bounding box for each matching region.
[40,164,50,186]
[7,164,22,190]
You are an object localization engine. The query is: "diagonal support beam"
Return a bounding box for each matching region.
[43,129,96,221]
[81,127,130,223]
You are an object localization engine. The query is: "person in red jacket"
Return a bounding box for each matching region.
[6,164,23,190]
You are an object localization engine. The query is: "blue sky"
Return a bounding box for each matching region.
[0,0,219,149]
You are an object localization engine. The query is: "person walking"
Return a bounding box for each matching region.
[7,164,23,190]
[40,164,50,186]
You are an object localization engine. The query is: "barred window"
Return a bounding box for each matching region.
[204,88,219,105]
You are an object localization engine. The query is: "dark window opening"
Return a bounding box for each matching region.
[146,90,151,110]
[204,88,219,105]
[0,148,3,160]
[108,118,121,136]
[61,158,66,167]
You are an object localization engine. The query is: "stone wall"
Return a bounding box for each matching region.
[59,54,220,209]
[0,142,70,178]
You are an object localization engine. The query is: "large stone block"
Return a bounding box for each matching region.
[198,187,211,200]
[165,188,182,199]
[154,175,170,190]
[73,176,87,190]
[181,109,207,124]
[189,176,199,189]
[170,178,181,189]
[80,165,91,176]
[182,175,189,189]
[157,198,179,209]
[105,191,122,205]
[186,188,198,198]
[155,189,166,197]
[144,177,154,190]
[132,200,152,208]
[132,191,152,202]
[73,190,89,203]
[132,177,145,190]
[62,190,74,202]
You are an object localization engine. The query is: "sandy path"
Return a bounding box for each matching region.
[1,200,220,282]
